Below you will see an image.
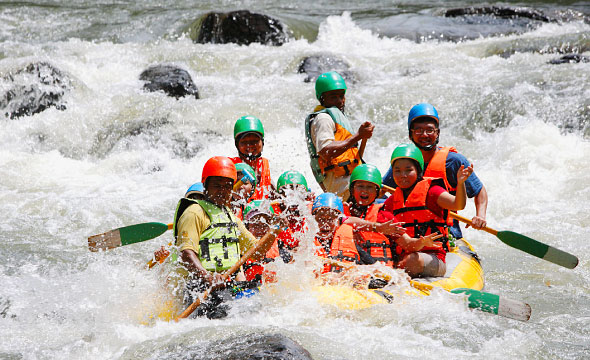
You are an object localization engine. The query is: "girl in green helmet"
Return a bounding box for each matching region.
[378,143,473,278]
[341,164,406,267]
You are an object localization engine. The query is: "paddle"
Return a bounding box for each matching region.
[358,138,367,159]
[411,281,531,322]
[449,212,578,269]
[88,222,172,252]
[381,184,578,269]
[174,229,279,321]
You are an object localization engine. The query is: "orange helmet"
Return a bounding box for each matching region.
[201,156,237,184]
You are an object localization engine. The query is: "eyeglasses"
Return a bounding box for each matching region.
[411,128,437,136]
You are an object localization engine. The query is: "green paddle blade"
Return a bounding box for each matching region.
[451,288,531,322]
[497,231,579,269]
[119,222,170,246]
[88,222,170,252]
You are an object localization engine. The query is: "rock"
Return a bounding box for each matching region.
[139,64,199,99]
[0,62,69,119]
[443,6,555,22]
[297,54,355,83]
[152,333,313,360]
[549,54,590,64]
[189,10,290,46]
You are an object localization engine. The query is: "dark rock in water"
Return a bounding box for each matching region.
[220,334,313,360]
[297,55,355,83]
[549,54,590,64]
[189,10,290,46]
[0,62,69,119]
[443,6,555,23]
[151,333,313,360]
[139,64,199,99]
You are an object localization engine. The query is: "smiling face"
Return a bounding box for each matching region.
[237,133,263,158]
[409,118,439,149]
[352,180,378,206]
[392,158,419,189]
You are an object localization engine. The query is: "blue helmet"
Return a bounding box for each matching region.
[312,193,344,214]
[185,182,204,198]
[407,103,439,129]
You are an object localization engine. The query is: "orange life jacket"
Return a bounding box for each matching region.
[424,146,458,192]
[390,178,449,256]
[314,224,360,273]
[230,157,273,200]
[352,204,395,267]
[423,146,458,228]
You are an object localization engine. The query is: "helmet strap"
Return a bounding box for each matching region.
[411,135,439,152]
[238,151,262,161]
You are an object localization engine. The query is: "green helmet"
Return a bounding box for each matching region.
[315,71,347,100]
[235,162,257,188]
[349,164,382,190]
[277,170,309,192]
[390,143,424,173]
[243,200,275,221]
[234,115,264,140]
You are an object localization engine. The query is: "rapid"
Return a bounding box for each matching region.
[0,1,589,359]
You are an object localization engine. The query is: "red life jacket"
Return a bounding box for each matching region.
[274,202,311,250]
[243,239,280,282]
[314,224,360,273]
[390,178,449,260]
[353,204,395,267]
[230,156,273,200]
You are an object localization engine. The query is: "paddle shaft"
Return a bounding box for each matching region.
[358,138,367,159]
[449,212,497,236]
[174,229,278,321]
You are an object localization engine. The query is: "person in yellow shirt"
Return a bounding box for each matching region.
[172,156,282,318]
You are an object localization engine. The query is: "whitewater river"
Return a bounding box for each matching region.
[0,1,589,359]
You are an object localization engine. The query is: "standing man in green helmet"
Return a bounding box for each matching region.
[305,71,374,201]
[230,115,274,200]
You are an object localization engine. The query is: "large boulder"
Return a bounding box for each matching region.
[443,6,555,22]
[297,54,355,83]
[189,10,290,46]
[549,54,590,64]
[135,333,314,360]
[0,62,69,119]
[139,64,199,99]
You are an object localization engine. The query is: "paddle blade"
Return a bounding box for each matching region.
[497,231,579,269]
[451,288,531,322]
[88,222,170,252]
